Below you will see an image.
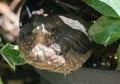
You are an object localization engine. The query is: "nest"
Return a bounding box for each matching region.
[17,15,92,74]
[19,44,91,74]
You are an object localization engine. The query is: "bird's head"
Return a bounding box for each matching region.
[18,15,54,51]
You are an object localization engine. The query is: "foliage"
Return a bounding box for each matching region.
[88,16,120,46]
[100,0,120,17]
[0,43,26,70]
[83,0,119,17]
[84,0,120,69]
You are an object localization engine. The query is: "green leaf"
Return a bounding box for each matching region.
[83,0,119,17]
[88,16,120,45]
[100,0,120,17]
[0,43,26,70]
[0,78,3,84]
[116,44,120,70]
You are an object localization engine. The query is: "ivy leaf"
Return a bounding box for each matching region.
[83,0,119,17]
[0,43,26,70]
[88,16,120,46]
[100,0,120,17]
[116,44,120,70]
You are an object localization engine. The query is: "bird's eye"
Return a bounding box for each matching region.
[36,25,41,30]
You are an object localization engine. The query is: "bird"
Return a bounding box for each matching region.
[17,14,91,74]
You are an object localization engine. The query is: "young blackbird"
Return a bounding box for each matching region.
[17,15,91,74]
